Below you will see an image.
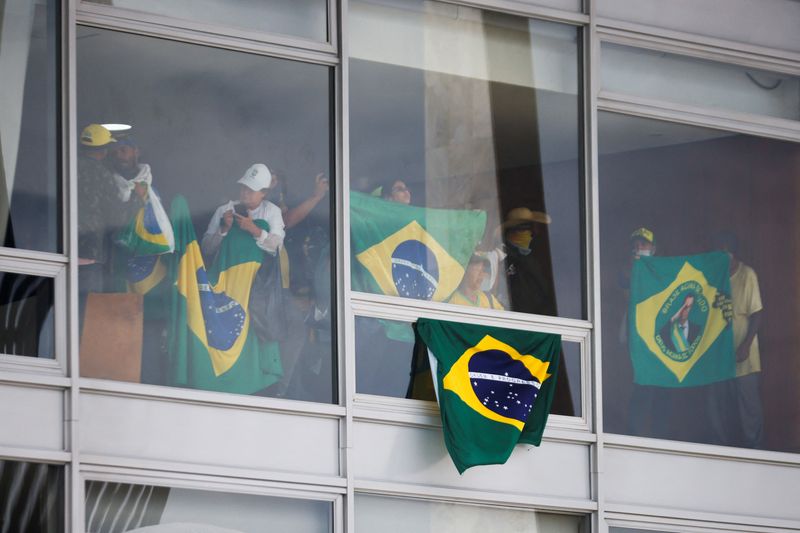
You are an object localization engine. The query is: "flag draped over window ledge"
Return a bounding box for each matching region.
[415,318,561,473]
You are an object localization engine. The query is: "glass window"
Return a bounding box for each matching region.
[355,494,586,532]
[82,0,329,43]
[599,111,800,454]
[0,271,55,359]
[0,460,63,533]
[602,42,800,122]
[0,0,61,253]
[349,1,585,320]
[85,480,332,533]
[77,28,335,403]
[597,0,800,54]
[354,316,582,417]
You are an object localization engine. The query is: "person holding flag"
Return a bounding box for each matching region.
[166,163,285,394]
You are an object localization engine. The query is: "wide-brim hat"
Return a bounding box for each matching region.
[502,207,552,229]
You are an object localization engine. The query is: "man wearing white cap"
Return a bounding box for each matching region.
[201,163,286,258]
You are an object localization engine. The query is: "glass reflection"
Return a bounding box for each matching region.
[85,481,332,533]
[602,42,800,122]
[355,494,586,533]
[0,0,61,253]
[600,112,800,453]
[0,272,54,358]
[0,460,63,533]
[77,28,334,403]
[349,1,584,319]
[83,0,328,42]
[355,316,581,417]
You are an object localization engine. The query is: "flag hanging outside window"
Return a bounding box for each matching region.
[629,251,734,387]
[415,318,561,473]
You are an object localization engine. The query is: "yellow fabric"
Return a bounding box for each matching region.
[134,207,170,247]
[730,263,763,376]
[355,220,466,302]
[443,335,551,431]
[176,241,261,376]
[279,245,290,289]
[448,290,504,310]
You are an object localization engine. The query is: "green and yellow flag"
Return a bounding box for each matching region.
[167,196,282,394]
[350,191,486,302]
[629,251,734,387]
[415,318,561,473]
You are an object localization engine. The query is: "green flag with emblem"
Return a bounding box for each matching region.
[350,191,486,303]
[415,318,561,474]
[629,251,734,387]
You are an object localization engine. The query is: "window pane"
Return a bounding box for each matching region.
[600,111,800,453]
[602,42,800,122]
[0,0,61,253]
[77,28,335,403]
[83,0,328,43]
[0,271,55,359]
[349,1,585,320]
[355,316,581,417]
[85,480,332,533]
[0,460,63,533]
[355,494,586,532]
[597,0,800,54]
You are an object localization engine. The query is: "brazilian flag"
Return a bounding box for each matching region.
[416,318,561,473]
[167,196,282,394]
[350,191,486,302]
[629,251,734,387]
[116,189,174,295]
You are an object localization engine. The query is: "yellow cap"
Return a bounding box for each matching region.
[630,227,655,244]
[80,124,116,147]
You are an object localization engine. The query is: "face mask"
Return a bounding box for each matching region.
[508,230,533,251]
[635,248,653,257]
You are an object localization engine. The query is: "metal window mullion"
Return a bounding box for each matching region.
[338,0,357,531]
[75,10,339,67]
[65,0,82,531]
[597,93,800,144]
[587,0,607,531]
[605,506,800,533]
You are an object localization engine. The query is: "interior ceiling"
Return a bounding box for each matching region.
[77,26,736,164]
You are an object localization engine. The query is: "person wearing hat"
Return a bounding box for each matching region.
[495,206,557,316]
[201,163,286,258]
[448,254,504,309]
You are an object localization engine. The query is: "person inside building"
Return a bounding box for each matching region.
[496,207,556,316]
[77,124,141,315]
[380,178,412,205]
[202,163,285,259]
[448,254,504,309]
[712,231,764,448]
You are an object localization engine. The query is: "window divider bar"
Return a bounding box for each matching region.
[596,18,800,71]
[598,92,800,143]
[76,12,340,67]
[76,2,338,56]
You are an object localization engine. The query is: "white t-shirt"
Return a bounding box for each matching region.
[201,200,285,257]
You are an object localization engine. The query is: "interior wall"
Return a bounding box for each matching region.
[600,133,800,452]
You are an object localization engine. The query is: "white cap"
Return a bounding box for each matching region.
[237,163,272,191]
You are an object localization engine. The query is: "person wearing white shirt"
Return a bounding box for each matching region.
[202,163,285,258]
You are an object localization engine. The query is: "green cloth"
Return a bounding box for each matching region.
[167,196,282,394]
[629,251,734,387]
[415,318,561,473]
[350,191,486,303]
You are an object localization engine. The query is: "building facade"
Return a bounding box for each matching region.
[1,0,799,531]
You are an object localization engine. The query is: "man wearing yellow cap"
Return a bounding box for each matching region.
[78,124,132,310]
